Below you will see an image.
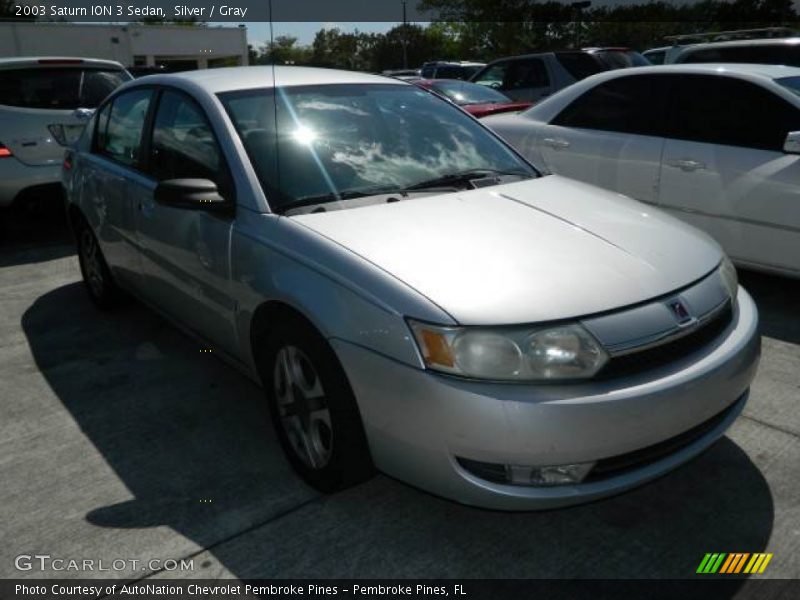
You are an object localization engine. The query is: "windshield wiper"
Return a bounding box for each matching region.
[403,168,531,191]
[276,189,387,214]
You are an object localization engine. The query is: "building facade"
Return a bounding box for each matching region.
[0,22,249,70]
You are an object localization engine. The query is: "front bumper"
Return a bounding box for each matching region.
[332,288,760,510]
[0,157,62,208]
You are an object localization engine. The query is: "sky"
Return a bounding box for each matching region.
[243,22,399,48]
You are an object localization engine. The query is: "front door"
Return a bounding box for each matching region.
[134,89,239,355]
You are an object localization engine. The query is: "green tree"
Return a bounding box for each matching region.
[1,0,35,20]
[257,35,314,65]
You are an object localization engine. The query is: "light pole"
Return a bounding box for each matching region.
[402,0,408,69]
[570,1,591,49]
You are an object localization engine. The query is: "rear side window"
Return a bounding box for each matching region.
[555,53,606,80]
[680,44,800,66]
[149,91,232,196]
[97,89,153,167]
[553,75,666,136]
[643,50,666,65]
[472,62,509,88]
[506,59,549,89]
[0,67,130,109]
[666,75,800,151]
[436,66,469,80]
[420,65,436,78]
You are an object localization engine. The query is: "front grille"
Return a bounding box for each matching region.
[598,302,733,380]
[585,399,739,482]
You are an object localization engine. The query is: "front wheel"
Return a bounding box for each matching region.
[260,317,374,492]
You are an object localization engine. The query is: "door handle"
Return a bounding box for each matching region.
[542,137,570,150]
[668,159,705,172]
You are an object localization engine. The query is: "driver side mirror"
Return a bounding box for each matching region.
[154,179,231,213]
[783,131,800,154]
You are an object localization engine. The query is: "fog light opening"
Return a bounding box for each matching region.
[506,462,595,486]
[457,456,595,486]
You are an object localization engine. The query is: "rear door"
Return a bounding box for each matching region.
[134,88,239,355]
[0,63,129,165]
[659,74,800,274]
[80,87,154,290]
[537,74,668,204]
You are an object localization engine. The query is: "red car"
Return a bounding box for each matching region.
[414,79,533,118]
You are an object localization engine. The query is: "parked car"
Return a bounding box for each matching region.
[127,65,174,78]
[0,57,131,209]
[419,60,485,80]
[483,64,800,278]
[63,66,759,510]
[381,68,421,79]
[584,47,651,68]
[469,51,608,102]
[414,79,532,117]
[642,46,671,65]
[671,37,800,66]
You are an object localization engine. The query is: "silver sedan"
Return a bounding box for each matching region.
[62,67,760,510]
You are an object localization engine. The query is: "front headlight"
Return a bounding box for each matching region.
[408,320,609,381]
[719,256,739,303]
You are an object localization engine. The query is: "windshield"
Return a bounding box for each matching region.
[429,80,512,105]
[776,76,800,96]
[0,67,131,109]
[220,83,535,212]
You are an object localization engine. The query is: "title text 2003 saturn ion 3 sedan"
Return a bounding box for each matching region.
[62,67,760,510]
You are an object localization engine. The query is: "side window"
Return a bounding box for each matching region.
[506,59,549,90]
[149,90,232,196]
[667,75,800,151]
[552,75,666,136]
[420,65,436,78]
[473,62,509,89]
[100,89,153,167]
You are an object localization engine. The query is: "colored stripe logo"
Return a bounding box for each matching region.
[697,553,773,574]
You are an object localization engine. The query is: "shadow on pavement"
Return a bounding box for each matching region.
[739,269,800,345]
[0,198,74,267]
[22,281,775,581]
[21,282,315,576]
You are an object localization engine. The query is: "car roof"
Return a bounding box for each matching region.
[136,66,406,94]
[423,61,485,66]
[593,63,800,79]
[483,50,592,64]
[523,63,800,123]
[0,56,126,70]
[681,36,800,50]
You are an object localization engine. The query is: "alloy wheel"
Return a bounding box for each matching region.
[80,228,104,298]
[272,345,333,469]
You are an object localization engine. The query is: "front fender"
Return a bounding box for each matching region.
[231,211,453,372]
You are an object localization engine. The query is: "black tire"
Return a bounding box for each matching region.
[259,315,374,492]
[74,215,120,309]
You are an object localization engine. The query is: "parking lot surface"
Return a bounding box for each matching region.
[1,210,799,581]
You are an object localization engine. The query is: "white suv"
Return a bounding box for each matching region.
[0,57,130,209]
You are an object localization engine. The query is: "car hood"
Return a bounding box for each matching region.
[291,175,722,325]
